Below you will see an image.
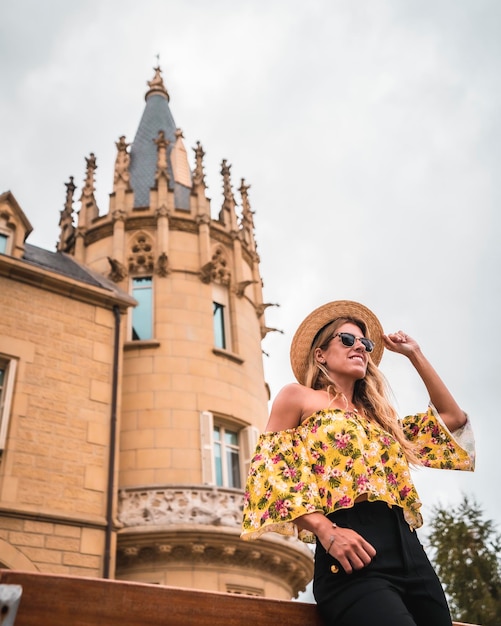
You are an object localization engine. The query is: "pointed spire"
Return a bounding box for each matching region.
[79,153,99,224]
[81,153,97,196]
[145,66,170,101]
[170,128,192,188]
[239,178,256,247]
[239,178,254,227]
[57,176,76,252]
[219,159,237,226]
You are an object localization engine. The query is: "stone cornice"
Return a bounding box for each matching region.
[116,525,313,597]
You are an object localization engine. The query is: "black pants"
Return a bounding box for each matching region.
[313,501,452,626]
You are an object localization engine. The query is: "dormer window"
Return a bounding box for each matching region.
[0,191,33,258]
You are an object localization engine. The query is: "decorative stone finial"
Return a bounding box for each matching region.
[57,176,76,252]
[193,141,206,187]
[153,130,170,183]
[114,136,131,187]
[145,66,170,101]
[220,159,235,218]
[81,153,97,200]
[239,177,256,247]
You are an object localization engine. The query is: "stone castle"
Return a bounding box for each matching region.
[0,67,313,599]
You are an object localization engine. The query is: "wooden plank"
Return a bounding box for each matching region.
[0,570,477,626]
[0,570,323,626]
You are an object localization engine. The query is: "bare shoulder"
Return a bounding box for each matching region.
[265,383,311,432]
[275,382,308,402]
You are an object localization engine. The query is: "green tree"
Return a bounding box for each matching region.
[427,495,501,626]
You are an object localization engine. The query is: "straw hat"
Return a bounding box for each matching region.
[290,300,384,385]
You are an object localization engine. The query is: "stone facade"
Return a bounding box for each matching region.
[0,68,314,599]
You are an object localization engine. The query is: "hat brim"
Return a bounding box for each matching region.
[290,300,384,385]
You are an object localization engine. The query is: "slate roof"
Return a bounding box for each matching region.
[22,243,133,301]
[129,93,191,210]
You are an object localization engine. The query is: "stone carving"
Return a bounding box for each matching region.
[117,486,243,528]
[107,257,128,282]
[199,261,215,284]
[212,246,230,285]
[57,176,76,252]
[218,159,235,225]
[192,141,206,187]
[254,302,280,318]
[146,66,170,101]
[153,130,170,183]
[78,153,99,223]
[128,233,154,274]
[239,178,255,246]
[111,209,127,223]
[114,136,131,187]
[199,246,231,285]
[81,153,97,200]
[195,214,210,227]
[234,280,257,298]
[156,252,169,277]
[155,205,170,219]
[260,324,285,340]
[116,487,314,595]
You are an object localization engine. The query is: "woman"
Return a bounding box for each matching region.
[241,300,474,626]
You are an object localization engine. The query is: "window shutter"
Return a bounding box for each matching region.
[200,410,215,485]
[240,425,260,479]
[0,358,17,450]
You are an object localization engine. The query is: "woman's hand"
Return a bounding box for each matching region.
[383,330,467,431]
[297,512,376,574]
[382,331,420,358]
[317,523,376,574]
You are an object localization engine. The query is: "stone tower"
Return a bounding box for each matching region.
[56,67,313,598]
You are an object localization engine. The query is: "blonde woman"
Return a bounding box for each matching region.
[241,300,474,626]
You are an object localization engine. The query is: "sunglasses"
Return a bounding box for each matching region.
[332,332,374,353]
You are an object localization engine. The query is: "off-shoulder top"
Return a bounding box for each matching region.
[241,405,475,542]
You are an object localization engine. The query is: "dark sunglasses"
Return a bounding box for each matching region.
[332,332,374,353]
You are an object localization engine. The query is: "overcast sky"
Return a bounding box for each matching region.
[1,0,500,596]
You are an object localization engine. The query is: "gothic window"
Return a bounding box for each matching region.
[131,276,153,340]
[200,411,259,489]
[212,283,231,351]
[0,356,17,452]
[213,302,226,349]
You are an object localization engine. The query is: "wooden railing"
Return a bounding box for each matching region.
[0,570,479,626]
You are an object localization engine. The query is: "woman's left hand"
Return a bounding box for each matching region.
[382,331,420,358]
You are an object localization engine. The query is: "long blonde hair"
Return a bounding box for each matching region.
[304,317,420,465]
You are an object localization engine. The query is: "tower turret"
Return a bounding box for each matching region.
[57,66,313,599]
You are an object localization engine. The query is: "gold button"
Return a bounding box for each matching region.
[330,565,339,574]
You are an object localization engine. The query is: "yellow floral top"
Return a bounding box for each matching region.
[241,405,475,542]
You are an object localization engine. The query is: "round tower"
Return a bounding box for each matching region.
[60,67,313,599]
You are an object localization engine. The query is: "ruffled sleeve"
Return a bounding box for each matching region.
[402,404,475,471]
[240,427,323,542]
